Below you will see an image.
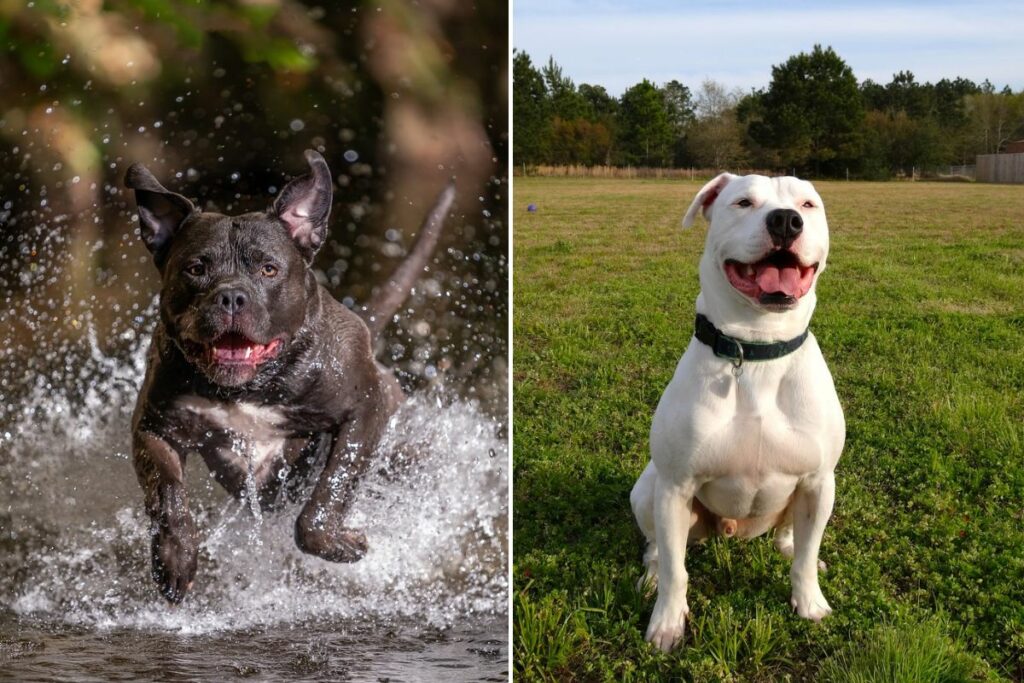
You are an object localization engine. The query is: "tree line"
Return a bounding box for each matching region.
[513,45,1024,178]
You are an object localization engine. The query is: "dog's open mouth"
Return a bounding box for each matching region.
[724,251,819,306]
[206,332,282,366]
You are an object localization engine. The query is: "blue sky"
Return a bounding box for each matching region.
[513,0,1024,95]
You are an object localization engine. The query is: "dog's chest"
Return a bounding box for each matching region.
[176,396,288,481]
[692,380,829,518]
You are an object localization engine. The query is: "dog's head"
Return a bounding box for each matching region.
[126,150,333,387]
[683,173,829,320]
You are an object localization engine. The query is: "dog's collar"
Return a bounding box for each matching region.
[694,313,808,370]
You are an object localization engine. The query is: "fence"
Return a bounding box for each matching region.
[976,153,1024,184]
[944,164,976,180]
[517,165,777,180]
[515,164,984,181]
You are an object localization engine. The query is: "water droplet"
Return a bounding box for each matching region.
[343,149,359,162]
[289,119,305,132]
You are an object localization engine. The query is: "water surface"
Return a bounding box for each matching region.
[0,327,509,681]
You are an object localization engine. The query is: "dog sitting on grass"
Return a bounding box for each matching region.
[630,173,845,651]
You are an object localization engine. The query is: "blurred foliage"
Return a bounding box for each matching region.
[0,0,508,406]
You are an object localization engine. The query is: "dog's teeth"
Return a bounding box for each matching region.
[244,347,252,359]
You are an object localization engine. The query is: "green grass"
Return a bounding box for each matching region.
[513,178,1024,681]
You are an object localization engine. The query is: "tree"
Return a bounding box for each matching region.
[617,79,674,166]
[933,77,979,129]
[862,110,950,176]
[547,117,612,166]
[578,84,618,163]
[579,83,618,121]
[542,56,587,121]
[747,45,864,175]
[661,80,695,132]
[860,79,888,111]
[660,80,695,166]
[965,89,1024,154]
[512,50,549,165]
[884,71,933,118]
[688,80,748,169]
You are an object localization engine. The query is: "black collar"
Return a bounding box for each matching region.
[694,313,808,367]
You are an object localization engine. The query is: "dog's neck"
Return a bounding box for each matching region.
[696,257,817,343]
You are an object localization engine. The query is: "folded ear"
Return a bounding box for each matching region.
[682,172,736,229]
[124,163,197,262]
[272,149,333,261]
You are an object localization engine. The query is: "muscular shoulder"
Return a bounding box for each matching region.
[315,288,374,359]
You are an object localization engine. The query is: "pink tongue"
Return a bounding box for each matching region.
[755,264,803,296]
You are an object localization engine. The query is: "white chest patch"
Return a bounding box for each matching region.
[177,396,288,476]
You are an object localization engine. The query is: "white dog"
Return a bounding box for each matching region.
[630,173,845,651]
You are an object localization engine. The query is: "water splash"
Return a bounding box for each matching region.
[234,434,265,537]
[0,322,508,635]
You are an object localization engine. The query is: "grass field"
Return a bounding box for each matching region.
[512,177,1024,681]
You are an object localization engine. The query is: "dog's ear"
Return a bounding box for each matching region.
[682,172,736,228]
[272,149,333,261]
[124,163,197,262]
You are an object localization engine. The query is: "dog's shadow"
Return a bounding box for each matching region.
[515,456,797,628]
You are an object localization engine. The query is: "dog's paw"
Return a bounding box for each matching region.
[790,581,832,621]
[151,523,198,604]
[295,517,368,563]
[645,598,689,652]
[636,567,658,597]
[637,546,659,595]
[774,532,794,559]
[776,545,827,573]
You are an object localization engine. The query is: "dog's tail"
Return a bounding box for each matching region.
[364,183,455,336]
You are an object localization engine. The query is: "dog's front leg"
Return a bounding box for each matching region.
[134,431,198,604]
[645,476,695,652]
[789,471,835,620]
[294,413,385,563]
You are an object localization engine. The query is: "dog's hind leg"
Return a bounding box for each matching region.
[773,504,826,572]
[632,466,712,594]
[630,463,659,593]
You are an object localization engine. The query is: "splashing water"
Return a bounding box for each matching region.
[0,318,508,678]
[234,435,265,536]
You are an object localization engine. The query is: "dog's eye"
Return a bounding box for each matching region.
[802,201,815,209]
[185,263,205,277]
[737,199,752,208]
[262,264,279,278]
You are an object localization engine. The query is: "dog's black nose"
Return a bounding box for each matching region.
[216,288,248,314]
[766,209,803,247]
